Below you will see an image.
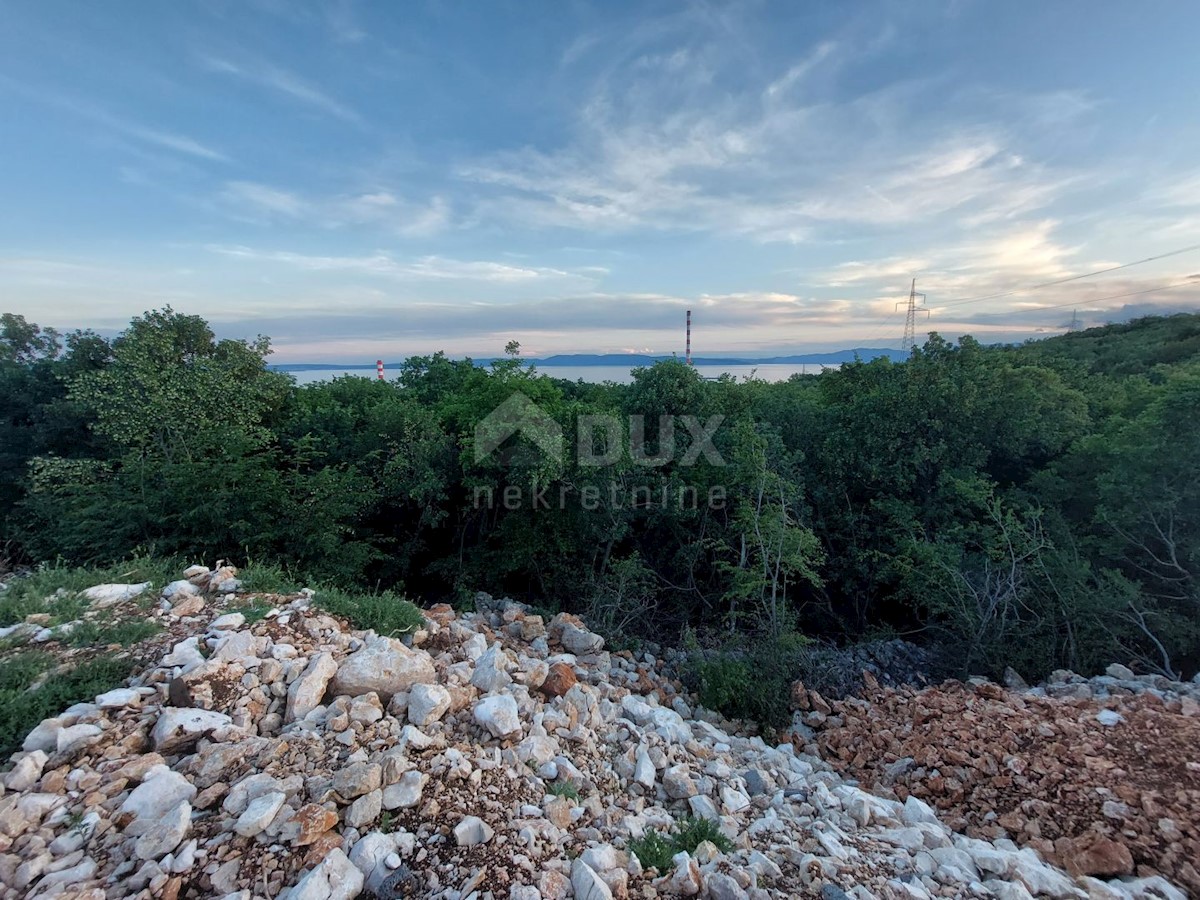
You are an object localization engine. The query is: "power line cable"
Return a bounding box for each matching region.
[940,276,1200,321]
[932,242,1200,309]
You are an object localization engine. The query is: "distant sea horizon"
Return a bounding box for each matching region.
[271,347,904,384]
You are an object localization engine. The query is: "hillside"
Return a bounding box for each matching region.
[0,565,1192,899]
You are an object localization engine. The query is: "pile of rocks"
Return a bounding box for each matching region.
[803,667,1200,896]
[0,572,1187,900]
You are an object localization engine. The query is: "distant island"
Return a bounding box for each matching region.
[271,347,907,372]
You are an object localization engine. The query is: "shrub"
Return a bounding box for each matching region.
[689,633,810,730]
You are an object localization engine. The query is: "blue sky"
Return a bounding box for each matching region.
[3,1,1200,360]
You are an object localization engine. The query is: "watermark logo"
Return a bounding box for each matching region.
[474,393,726,468]
[474,393,564,465]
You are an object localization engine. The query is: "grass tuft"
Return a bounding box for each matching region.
[628,816,733,872]
[547,781,580,801]
[315,588,424,637]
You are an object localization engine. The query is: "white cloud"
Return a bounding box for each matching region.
[204,245,584,283]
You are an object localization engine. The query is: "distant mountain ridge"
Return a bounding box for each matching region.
[273,347,906,371]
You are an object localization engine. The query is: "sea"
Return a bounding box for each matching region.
[283,363,830,386]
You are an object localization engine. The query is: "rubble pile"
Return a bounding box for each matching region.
[804,669,1200,895]
[0,568,1189,899]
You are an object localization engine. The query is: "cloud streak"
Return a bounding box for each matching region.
[199,54,362,124]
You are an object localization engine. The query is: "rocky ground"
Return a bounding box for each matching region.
[804,671,1200,896]
[0,568,1192,900]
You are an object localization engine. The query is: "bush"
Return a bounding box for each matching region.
[315,588,424,636]
[689,633,810,729]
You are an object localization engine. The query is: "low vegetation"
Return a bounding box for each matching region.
[0,652,135,757]
[629,816,734,872]
[2,309,1199,689]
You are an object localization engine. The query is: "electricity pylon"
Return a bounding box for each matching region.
[897,278,929,351]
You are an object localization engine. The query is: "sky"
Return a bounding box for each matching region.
[3,0,1200,361]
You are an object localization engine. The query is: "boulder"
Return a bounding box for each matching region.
[289,848,364,900]
[82,582,150,607]
[540,661,578,698]
[474,694,522,739]
[453,815,494,847]
[286,652,338,722]
[407,683,452,727]
[331,635,436,702]
[152,708,236,752]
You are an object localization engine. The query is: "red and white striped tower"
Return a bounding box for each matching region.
[686,309,692,365]
[376,359,385,380]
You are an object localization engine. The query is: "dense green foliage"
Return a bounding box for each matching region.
[3,308,1199,682]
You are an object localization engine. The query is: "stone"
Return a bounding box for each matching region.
[348,831,397,893]
[285,652,338,722]
[4,750,48,791]
[162,579,199,600]
[382,771,426,810]
[56,723,102,753]
[474,693,522,739]
[407,683,452,726]
[663,764,698,799]
[558,620,604,655]
[707,873,750,900]
[1095,709,1123,726]
[134,801,191,860]
[345,789,382,829]
[571,857,614,900]
[161,636,206,671]
[634,749,656,788]
[289,848,364,900]
[667,851,702,896]
[470,643,513,692]
[331,635,436,702]
[1055,834,1134,878]
[1105,663,1136,680]
[453,815,494,847]
[22,718,63,753]
[210,612,245,630]
[540,661,578,698]
[152,708,235,752]
[332,762,381,799]
[121,767,197,829]
[95,687,143,708]
[287,803,340,846]
[902,795,940,826]
[171,594,205,617]
[82,582,150,606]
[235,791,286,837]
[720,784,751,814]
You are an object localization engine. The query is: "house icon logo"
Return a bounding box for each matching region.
[474,393,564,464]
